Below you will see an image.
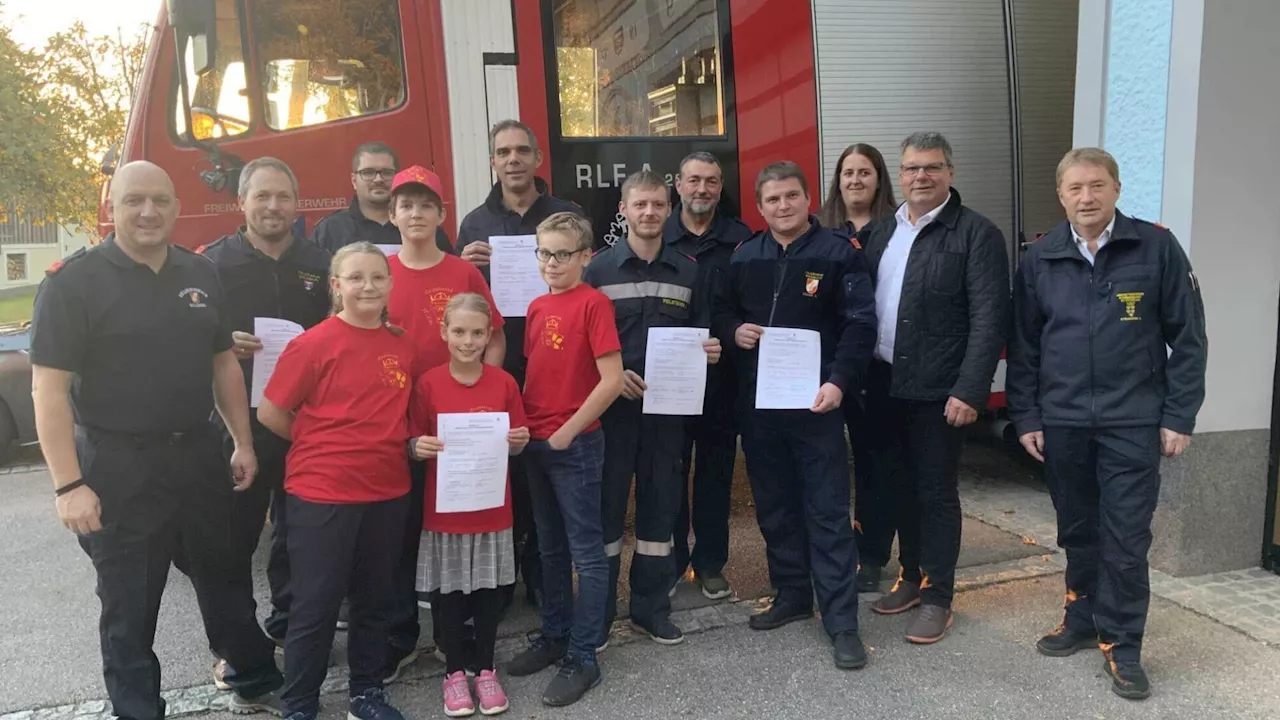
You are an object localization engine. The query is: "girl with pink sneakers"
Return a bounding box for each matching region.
[411,293,530,716]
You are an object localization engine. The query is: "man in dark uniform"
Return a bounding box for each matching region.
[1007,147,1207,700]
[664,151,752,601]
[456,119,582,607]
[310,141,451,254]
[30,161,284,719]
[198,157,332,649]
[585,170,722,647]
[713,161,877,669]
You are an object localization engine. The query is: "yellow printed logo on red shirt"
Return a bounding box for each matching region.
[424,288,455,326]
[542,316,565,350]
[379,354,409,389]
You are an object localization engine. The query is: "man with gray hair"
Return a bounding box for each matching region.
[197,156,333,658]
[857,132,1009,644]
[1007,148,1206,700]
[457,119,584,611]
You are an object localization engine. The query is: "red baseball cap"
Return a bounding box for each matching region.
[390,165,446,202]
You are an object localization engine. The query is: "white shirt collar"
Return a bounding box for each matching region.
[1071,214,1117,247]
[895,193,951,230]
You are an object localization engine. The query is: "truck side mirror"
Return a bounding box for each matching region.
[166,0,218,75]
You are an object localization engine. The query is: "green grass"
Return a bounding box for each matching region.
[0,291,36,325]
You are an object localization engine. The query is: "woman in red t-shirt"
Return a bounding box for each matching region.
[258,242,415,720]
[411,293,530,717]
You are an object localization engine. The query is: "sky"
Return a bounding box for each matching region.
[3,0,159,49]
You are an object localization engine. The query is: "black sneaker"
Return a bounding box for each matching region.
[382,644,419,684]
[833,630,868,670]
[1104,658,1152,700]
[348,687,405,719]
[541,656,601,707]
[1036,624,1098,657]
[505,632,568,677]
[870,578,921,615]
[748,599,814,631]
[694,570,733,600]
[855,565,883,593]
[630,617,685,645]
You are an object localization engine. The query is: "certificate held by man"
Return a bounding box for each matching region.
[755,327,821,410]
[642,327,709,415]
[489,234,545,317]
[436,412,511,513]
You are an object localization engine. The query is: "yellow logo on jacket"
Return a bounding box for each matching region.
[1116,292,1144,321]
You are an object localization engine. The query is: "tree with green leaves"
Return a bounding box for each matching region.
[0,5,148,231]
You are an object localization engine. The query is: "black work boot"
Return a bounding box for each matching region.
[748,597,814,631]
[505,632,568,677]
[1104,658,1152,700]
[1036,624,1099,657]
[833,630,868,670]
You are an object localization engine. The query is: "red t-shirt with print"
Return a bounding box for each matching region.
[387,253,505,372]
[522,283,621,440]
[411,364,527,534]
[264,316,415,504]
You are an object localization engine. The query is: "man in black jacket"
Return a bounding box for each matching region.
[456,119,582,608]
[1007,148,1206,700]
[310,141,451,254]
[197,157,332,665]
[714,161,877,670]
[664,151,753,601]
[859,132,1009,644]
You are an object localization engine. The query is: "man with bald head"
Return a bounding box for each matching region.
[31,161,286,718]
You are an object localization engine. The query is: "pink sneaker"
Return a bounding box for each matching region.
[474,669,509,715]
[442,670,475,717]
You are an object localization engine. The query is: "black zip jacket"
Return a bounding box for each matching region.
[199,231,333,440]
[858,188,1010,409]
[663,205,753,425]
[1006,212,1207,435]
[310,196,451,254]
[713,217,877,406]
[456,178,582,383]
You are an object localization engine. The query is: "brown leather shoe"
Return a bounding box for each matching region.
[871,578,921,615]
[905,605,953,644]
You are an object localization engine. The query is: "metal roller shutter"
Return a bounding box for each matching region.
[1011,0,1078,241]
[810,0,1014,249]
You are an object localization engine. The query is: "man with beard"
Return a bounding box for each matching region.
[196,158,333,660]
[663,152,751,600]
[586,170,722,648]
[311,142,452,254]
[456,120,582,608]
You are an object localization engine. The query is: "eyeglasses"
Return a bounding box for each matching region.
[337,273,391,287]
[534,248,587,264]
[899,163,950,177]
[355,169,397,181]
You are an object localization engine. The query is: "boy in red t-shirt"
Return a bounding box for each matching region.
[258,243,415,720]
[504,212,623,707]
[411,292,530,717]
[383,166,508,677]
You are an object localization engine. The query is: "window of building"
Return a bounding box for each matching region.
[251,0,407,132]
[6,254,27,282]
[173,0,250,141]
[552,0,725,138]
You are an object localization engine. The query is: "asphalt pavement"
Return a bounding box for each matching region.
[190,577,1279,720]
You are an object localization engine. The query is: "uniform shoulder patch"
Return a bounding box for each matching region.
[46,248,88,275]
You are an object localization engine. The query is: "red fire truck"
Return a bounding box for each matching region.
[102,0,1081,419]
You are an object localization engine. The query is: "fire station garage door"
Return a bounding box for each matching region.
[811,0,1077,261]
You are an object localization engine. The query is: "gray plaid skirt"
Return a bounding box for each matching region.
[416,529,516,595]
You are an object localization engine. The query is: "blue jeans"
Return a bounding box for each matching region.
[524,429,609,663]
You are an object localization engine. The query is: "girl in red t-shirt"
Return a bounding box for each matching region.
[259,242,415,720]
[411,293,530,717]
